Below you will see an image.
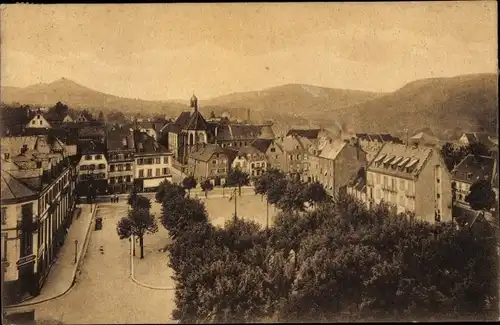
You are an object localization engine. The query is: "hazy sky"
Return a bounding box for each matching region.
[1,2,497,100]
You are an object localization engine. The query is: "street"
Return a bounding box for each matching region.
[12,203,177,324]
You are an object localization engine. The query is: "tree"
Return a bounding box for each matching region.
[465,179,496,214]
[52,101,69,117]
[267,178,288,205]
[127,188,139,207]
[304,181,329,208]
[98,110,105,121]
[155,180,186,203]
[200,179,214,197]
[277,178,308,212]
[210,111,216,119]
[254,167,286,196]
[161,197,209,240]
[116,208,158,259]
[182,175,197,197]
[227,167,250,196]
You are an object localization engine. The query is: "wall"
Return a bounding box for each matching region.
[333,145,367,193]
[265,143,286,171]
[134,154,172,187]
[26,115,51,129]
[415,150,452,223]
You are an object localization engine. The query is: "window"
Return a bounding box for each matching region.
[109,177,115,184]
[126,176,131,183]
[126,164,131,171]
[155,158,160,164]
[383,176,388,188]
[437,193,441,199]
[39,120,42,125]
[32,120,35,125]
[164,157,168,164]
[118,164,124,172]
[2,232,7,261]
[96,155,102,160]
[376,174,380,184]
[399,179,405,190]
[251,163,255,168]
[118,176,124,183]
[1,207,6,225]
[147,169,152,177]
[98,164,106,170]
[110,165,116,172]
[212,160,217,165]
[137,159,143,165]
[391,179,396,191]
[162,168,168,175]
[156,168,160,176]
[80,165,88,171]
[138,169,144,178]
[270,147,276,153]
[85,155,92,160]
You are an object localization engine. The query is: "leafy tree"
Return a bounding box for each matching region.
[200,179,214,197]
[161,197,209,240]
[468,141,491,158]
[465,179,496,213]
[277,178,308,212]
[116,208,158,259]
[52,101,69,117]
[134,195,152,211]
[155,180,186,203]
[267,178,288,205]
[227,167,250,196]
[182,175,197,197]
[209,111,216,119]
[98,110,105,121]
[441,142,468,171]
[254,167,286,196]
[304,181,329,207]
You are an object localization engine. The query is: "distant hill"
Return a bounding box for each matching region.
[0,78,188,117]
[1,75,497,139]
[326,73,498,140]
[200,83,382,119]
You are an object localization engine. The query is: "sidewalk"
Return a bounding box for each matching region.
[6,204,96,308]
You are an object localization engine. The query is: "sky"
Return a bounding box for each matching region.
[0,2,497,100]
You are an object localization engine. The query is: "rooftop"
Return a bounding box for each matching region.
[451,154,495,185]
[368,143,433,179]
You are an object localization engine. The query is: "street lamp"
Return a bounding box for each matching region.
[74,239,78,264]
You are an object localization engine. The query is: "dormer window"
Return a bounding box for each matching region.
[467,172,472,180]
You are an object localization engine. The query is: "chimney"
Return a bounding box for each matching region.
[247,108,251,123]
[215,126,218,145]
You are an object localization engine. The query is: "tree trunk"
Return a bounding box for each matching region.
[139,236,144,259]
[188,189,191,198]
[238,185,242,196]
[205,190,207,198]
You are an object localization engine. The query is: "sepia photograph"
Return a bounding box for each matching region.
[0,2,498,324]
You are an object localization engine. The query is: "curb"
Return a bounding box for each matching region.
[5,206,97,309]
[129,235,174,291]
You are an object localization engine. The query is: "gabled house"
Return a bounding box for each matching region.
[75,111,94,123]
[366,143,452,223]
[459,132,498,151]
[312,139,367,195]
[26,112,51,129]
[77,140,108,194]
[232,145,268,178]
[451,154,496,207]
[187,144,237,185]
[251,138,285,171]
[133,131,172,192]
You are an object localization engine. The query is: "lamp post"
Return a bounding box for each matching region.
[74,239,78,264]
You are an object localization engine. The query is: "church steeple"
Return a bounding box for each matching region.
[190,93,198,112]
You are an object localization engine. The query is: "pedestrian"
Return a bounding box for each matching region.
[116,195,119,203]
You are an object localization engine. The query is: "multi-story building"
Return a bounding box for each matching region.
[78,126,106,147]
[187,144,237,185]
[451,154,496,206]
[365,143,452,223]
[251,138,286,171]
[232,145,268,178]
[214,122,273,149]
[106,127,136,194]
[279,135,313,180]
[311,139,367,195]
[133,131,173,192]
[1,135,77,304]
[76,141,109,195]
[354,133,402,163]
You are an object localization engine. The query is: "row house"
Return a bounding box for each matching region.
[365,143,452,223]
[187,144,237,186]
[76,141,109,195]
[232,145,268,178]
[312,139,367,195]
[106,128,136,194]
[251,138,286,171]
[133,131,173,192]
[1,135,77,305]
[279,135,310,180]
[353,133,402,163]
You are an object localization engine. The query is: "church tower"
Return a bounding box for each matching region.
[180,93,209,164]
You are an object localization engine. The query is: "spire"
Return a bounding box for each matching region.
[190,93,198,112]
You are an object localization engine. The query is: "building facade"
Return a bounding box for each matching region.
[232,145,268,177]
[133,131,173,192]
[365,143,452,223]
[1,135,77,305]
[106,128,136,194]
[187,144,237,185]
[76,141,109,195]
